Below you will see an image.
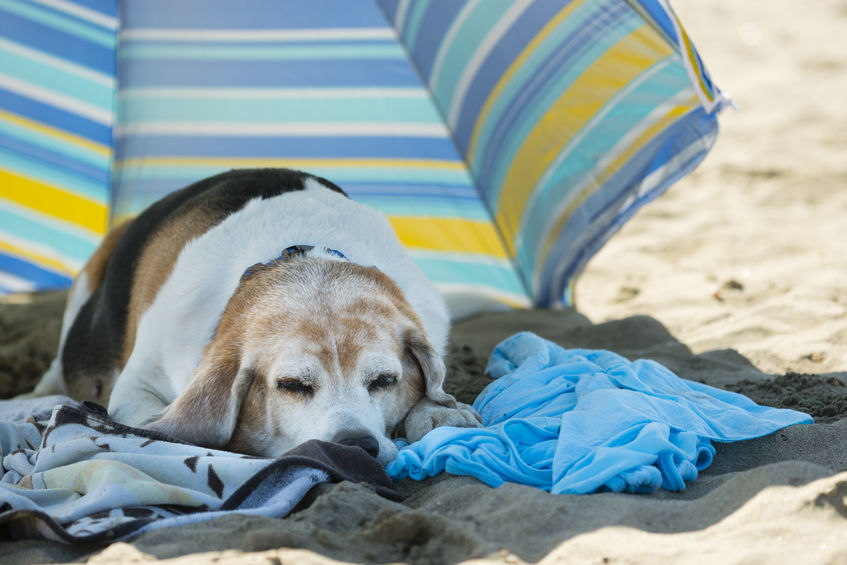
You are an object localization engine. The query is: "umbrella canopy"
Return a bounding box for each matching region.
[0,0,727,317]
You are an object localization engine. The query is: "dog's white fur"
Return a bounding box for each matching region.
[114,180,448,416]
[30,175,480,464]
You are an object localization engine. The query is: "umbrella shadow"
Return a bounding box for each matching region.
[3,298,846,565]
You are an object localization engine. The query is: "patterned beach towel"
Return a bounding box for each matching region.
[0,398,398,543]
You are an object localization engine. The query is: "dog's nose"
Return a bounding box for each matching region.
[333,433,380,458]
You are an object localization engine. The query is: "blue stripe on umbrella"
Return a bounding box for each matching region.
[0,88,113,145]
[0,9,115,74]
[116,59,423,89]
[0,251,74,290]
[116,135,459,160]
[121,0,386,29]
[0,130,108,183]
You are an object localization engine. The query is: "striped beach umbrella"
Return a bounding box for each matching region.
[0,0,728,317]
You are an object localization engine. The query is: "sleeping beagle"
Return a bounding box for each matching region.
[28,168,480,464]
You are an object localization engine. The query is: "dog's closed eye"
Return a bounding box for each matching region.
[368,373,398,393]
[276,378,315,397]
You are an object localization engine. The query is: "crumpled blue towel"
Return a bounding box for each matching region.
[387,332,812,494]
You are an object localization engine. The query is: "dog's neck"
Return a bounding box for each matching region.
[241,245,349,282]
[277,245,348,262]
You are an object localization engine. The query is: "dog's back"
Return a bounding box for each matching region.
[40,169,346,402]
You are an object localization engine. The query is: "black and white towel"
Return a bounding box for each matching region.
[0,397,398,543]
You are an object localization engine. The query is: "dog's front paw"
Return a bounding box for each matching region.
[403,398,482,443]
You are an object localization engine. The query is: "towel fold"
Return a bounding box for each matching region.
[388,332,812,493]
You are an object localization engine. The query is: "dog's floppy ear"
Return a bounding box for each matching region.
[146,349,252,448]
[402,327,456,408]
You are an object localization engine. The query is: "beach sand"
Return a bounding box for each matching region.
[2,0,847,563]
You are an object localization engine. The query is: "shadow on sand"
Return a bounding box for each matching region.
[2,293,846,564]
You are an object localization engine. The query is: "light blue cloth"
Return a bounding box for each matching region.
[387,332,813,494]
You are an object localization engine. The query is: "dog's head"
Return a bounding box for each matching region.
[148,255,455,464]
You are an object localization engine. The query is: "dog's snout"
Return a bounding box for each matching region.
[333,433,380,458]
